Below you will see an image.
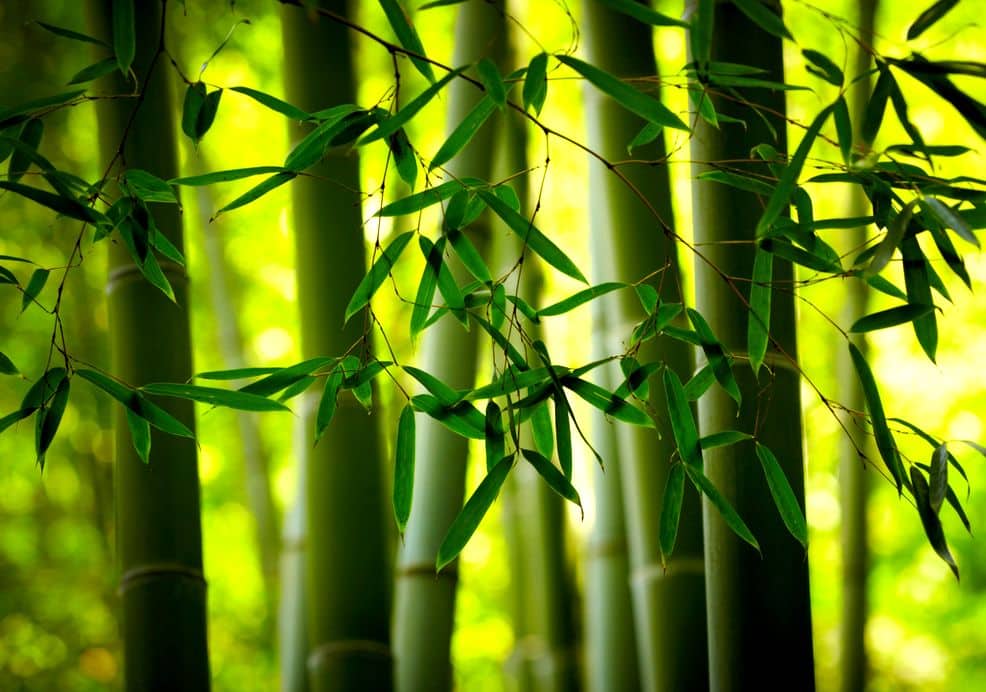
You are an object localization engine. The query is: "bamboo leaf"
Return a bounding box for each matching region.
[422,236,466,326]
[195,88,222,141]
[867,199,918,276]
[139,252,176,303]
[123,169,177,204]
[112,0,135,74]
[20,268,49,314]
[170,166,287,186]
[922,196,979,248]
[240,357,335,397]
[538,282,626,317]
[833,95,852,164]
[802,49,843,86]
[404,365,460,406]
[430,96,497,170]
[862,66,893,145]
[230,85,310,121]
[215,171,296,216]
[910,466,959,579]
[556,54,688,131]
[0,352,19,376]
[437,454,513,571]
[141,383,290,412]
[664,369,702,467]
[8,118,43,182]
[284,107,366,171]
[929,443,948,514]
[756,104,833,237]
[360,69,462,144]
[849,342,905,492]
[530,401,554,459]
[697,170,774,195]
[683,364,715,401]
[748,247,772,376]
[0,408,34,435]
[0,90,86,130]
[659,462,686,564]
[394,404,416,532]
[685,463,760,553]
[37,375,70,463]
[484,401,504,472]
[523,53,548,115]
[688,308,741,407]
[731,0,793,40]
[446,229,492,284]
[389,128,417,189]
[344,230,414,322]
[563,376,652,427]
[379,0,436,83]
[477,58,506,106]
[900,236,937,362]
[521,448,582,515]
[411,239,440,337]
[182,82,206,142]
[479,190,587,283]
[125,408,151,463]
[469,366,556,400]
[411,394,486,439]
[554,395,573,480]
[36,21,109,47]
[314,368,344,444]
[700,430,753,450]
[850,304,935,333]
[377,178,477,216]
[0,181,100,223]
[755,442,808,548]
[907,0,959,40]
[598,0,689,27]
[196,367,280,381]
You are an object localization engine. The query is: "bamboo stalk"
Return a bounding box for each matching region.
[582,2,707,689]
[281,2,393,689]
[687,2,815,688]
[89,1,210,689]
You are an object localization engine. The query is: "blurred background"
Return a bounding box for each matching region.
[0,0,983,689]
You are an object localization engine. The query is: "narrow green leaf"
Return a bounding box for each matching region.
[139,252,175,303]
[664,369,702,467]
[170,166,286,186]
[437,454,513,571]
[240,357,335,397]
[195,88,222,141]
[419,0,467,8]
[755,442,808,548]
[554,395,573,480]
[284,106,366,171]
[421,236,466,325]
[907,0,959,40]
[76,369,194,438]
[523,53,548,115]
[867,199,917,276]
[761,237,841,273]
[411,395,486,439]
[635,284,659,314]
[112,0,135,74]
[862,66,893,145]
[478,190,587,283]
[893,417,969,490]
[945,485,972,533]
[181,82,205,141]
[700,430,753,450]
[683,365,714,401]
[388,128,417,189]
[659,463,686,564]
[685,463,760,553]
[697,170,774,195]
[0,352,19,376]
[910,466,959,579]
[530,401,554,459]
[731,0,793,40]
[556,54,688,131]
[477,58,506,106]
[430,95,497,171]
[929,443,948,514]
[141,382,290,412]
[37,375,70,461]
[802,49,843,86]
[756,104,833,237]
[891,56,986,140]
[0,90,86,130]
[521,448,582,514]
[123,169,177,204]
[379,178,476,217]
[627,121,662,152]
[850,303,935,333]
[615,358,658,400]
[315,368,344,444]
[598,0,688,27]
[472,314,528,370]
[900,236,937,362]
[748,248,772,376]
[216,171,296,216]
[538,282,626,317]
[922,197,979,248]
[125,408,151,463]
[469,366,556,400]
[833,95,852,164]
[20,268,49,314]
[379,0,436,83]
[484,401,504,473]
[21,368,65,411]
[688,308,741,407]
[360,68,462,144]
[0,407,34,435]
[563,376,652,427]
[394,404,416,532]
[196,367,280,380]
[849,342,904,492]
[404,365,460,406]
[36,21,109,47]
[0,181,100,223]
[230,86,310,121]
[8,118,43,183]
[446,229,492,284]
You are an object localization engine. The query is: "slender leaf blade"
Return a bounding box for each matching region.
[685,463,760,553]
[659,463,686,563]
[393,404,416,532]
[437,454,513,570]
[755,442,808,548]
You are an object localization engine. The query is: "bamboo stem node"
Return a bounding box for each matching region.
[118,562,207,594]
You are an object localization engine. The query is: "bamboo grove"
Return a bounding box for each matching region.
[0,0,984,690]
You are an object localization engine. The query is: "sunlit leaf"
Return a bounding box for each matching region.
[900,236,937,362]
[862,66,893,145]
[230,85,310,121]
[393,404,416,532]
[477,58,506,106]
[123,169,177,204]
[430,96,497,171]
[922,196,978,248]
[125,408,151,463]
[748,247,772,376]
[556,54,688,131]
[802,48,843,86]
[683,364,714,401]
[688,308,741,407]
[0,181,101,223]
[910,466,959,579]
[284,106,366,171]
[240,357,335,397]
[521,448,582,515]
[731,0,793,40]
[360,68,462,144]
[379,0,436,83]
[523,53,548,115]
[36,21,108,47]
[20,268,49,314]
[141,382,290,412]
[700,430,753,450]
[685,462,760,552]
[112,0,135,74]
[833,95,852,164]
[479,190,587,283]
[377,177,478,216]
[659,463,685,564]
[849,342,905,492]
[664,369,702,467]
[756,442,808,548]
[411,394,486,439]
[850,303,935,333]
[8,118,43,183]
[405,365,460,406]
[530,400,554,459]
[907,0,959,40]
[437,454,513,571]
[170,166,286,186]
[598,0,688,27]
[484,401,504,472]
[563,376,652,426]
[538,282,625,317]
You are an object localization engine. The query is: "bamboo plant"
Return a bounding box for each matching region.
[281,2,393,690]
[89,0,210,689]
[687,2,814,688]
